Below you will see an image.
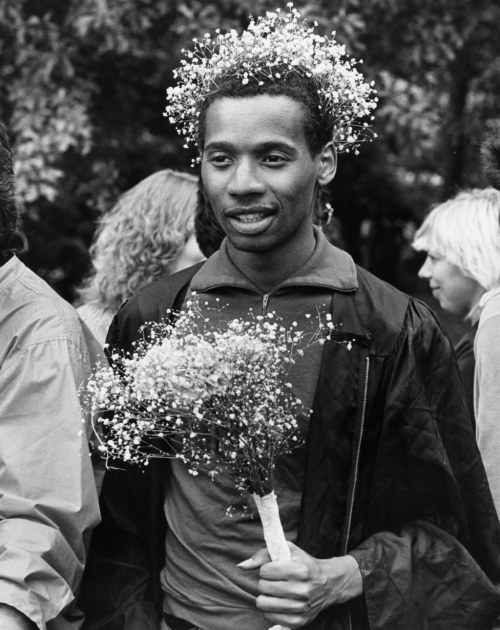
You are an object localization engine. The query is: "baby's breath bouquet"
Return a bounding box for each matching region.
[87,298,334,592]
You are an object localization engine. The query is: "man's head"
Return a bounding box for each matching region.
[165,6,376,258]
[0,123,24,261]
[200,94,337,255]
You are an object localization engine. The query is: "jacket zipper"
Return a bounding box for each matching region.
[344,354,370,630]
[262,293,270,316]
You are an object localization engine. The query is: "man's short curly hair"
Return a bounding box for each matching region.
[0,123,26,260]
[78,169,199,313]
[481,123,500,191]
[198,70,333,156]
[194,178,225,257]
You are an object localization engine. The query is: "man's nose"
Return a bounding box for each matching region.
[227,160,265,197]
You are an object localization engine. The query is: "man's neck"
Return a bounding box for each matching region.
[226,230,316,293]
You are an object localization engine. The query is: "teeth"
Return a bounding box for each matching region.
[236,213,266,223]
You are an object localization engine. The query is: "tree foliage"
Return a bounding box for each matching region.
[0,0,499,300]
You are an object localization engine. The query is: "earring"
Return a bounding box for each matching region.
[321,202,334,227]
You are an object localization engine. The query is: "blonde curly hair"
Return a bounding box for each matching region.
[79,169,198,313]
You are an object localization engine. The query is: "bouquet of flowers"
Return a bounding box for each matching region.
[86,298,335,627]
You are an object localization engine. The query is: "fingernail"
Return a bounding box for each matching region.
[237,558,254,568]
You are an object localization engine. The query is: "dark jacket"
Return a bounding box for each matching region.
[79,262,500,630]
[454,323,479,429]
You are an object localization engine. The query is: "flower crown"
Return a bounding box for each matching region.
[165,4,377,154]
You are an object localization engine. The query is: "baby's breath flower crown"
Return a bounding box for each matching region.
[165,4,377,154]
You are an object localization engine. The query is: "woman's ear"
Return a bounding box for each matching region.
[317,142,337,186]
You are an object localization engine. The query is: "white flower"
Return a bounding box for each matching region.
[164,3,376,153]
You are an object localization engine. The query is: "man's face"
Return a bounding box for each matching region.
[201,95,335,255]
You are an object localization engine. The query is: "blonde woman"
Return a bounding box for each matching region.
[78,169,205,345]
[413,187,500,517]
[412,188,500,423]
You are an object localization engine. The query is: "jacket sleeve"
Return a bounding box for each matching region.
[350,299,500,630]
[0,337,100,630]
[350,521,500,630]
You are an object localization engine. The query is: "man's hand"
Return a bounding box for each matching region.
[0,605,37,630]
[238,542,363,629]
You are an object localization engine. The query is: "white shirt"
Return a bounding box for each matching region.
[0,256,100,629]
[475,286,500,518]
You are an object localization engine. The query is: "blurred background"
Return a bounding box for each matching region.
[1,0,499,341]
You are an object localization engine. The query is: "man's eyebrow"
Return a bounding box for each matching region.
[204,140,298,155]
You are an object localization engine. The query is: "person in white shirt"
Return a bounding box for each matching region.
[475,127,500,517]
[0,122,100,630]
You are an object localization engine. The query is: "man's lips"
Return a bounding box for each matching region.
[233,211,267,223]
[224,207,276,235]
[225,206,275,219]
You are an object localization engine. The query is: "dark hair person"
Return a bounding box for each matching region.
[79,8,500,630]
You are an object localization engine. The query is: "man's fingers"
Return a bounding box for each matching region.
[260,559,310,581]
[237,547,271,569]
[256,593,309,614]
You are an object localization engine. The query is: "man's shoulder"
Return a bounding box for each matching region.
[0,260,89,375]
[352,264,439,356]
[354,264,409,324]
[110,263,204,350]
[123,262,204,321]
[3,259,84,342]
[355,264,407,301]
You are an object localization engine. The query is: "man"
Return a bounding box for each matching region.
[0,122,100,629]
[80,7,500,630]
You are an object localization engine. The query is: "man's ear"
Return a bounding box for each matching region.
[317,142,337,186]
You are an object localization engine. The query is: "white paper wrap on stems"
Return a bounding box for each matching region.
[252,491,291,630]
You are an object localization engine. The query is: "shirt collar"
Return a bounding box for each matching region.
[0,254,19,294]
[190,226,358,294]
[479,285,500,309]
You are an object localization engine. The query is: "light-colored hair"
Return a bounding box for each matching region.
[79,169,198,312]
[412,187,500,290]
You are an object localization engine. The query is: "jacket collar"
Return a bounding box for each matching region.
[190,227,358,294]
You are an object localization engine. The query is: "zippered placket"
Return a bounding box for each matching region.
[262,293,270,316]
[344,354,370,630]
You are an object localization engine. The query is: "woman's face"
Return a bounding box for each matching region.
[418,253,485,318]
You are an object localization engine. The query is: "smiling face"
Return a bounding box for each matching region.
[200,95,336,260]
[418,253,485,318]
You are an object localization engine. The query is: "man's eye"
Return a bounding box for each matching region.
[262,154,286,164]
[208,154,230,164]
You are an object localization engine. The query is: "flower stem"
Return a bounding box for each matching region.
[252,491,291,630]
